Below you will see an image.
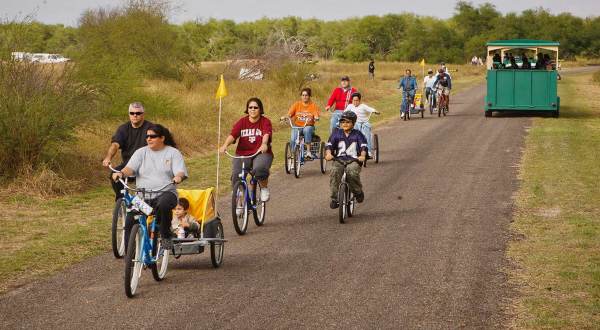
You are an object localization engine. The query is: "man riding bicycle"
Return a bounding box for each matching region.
[325,111,367,209]
[423,69,436,109]
[398,69,417,118]
[432,68,452,111]
[281,87,321,159]
[102,102,153,201]
[326,76,357,134]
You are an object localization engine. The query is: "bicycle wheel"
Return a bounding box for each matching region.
[124,223,143,298]
[347,192,355,217]
[284,142,292,174]
[319,142,326,174]
[438,101,442,117]
[338,182,348,224]
[373,134,380,163]
[231,181,249,235]
[210,221,224,268]
[252,184,266,226]
[111,198,126,258]
[151,231,169,282]
[293,145,301,178]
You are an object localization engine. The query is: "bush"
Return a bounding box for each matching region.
[269,61,316,92]
[593,70,600,86]
[0,60,97,179]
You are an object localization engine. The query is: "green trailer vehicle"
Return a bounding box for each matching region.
[484,39,560,117]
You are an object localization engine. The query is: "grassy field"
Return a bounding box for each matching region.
[0,61,485,293]
[509,70,600,328]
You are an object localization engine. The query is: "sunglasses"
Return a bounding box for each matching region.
[146,134,160,139]
[129,112,144,116]
[248,106,259,110]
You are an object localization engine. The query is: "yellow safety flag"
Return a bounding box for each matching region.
[419,59,425,67]
[215,74,228,99]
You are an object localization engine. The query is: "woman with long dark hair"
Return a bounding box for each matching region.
[219,97,273,202]
[112,123,188,248]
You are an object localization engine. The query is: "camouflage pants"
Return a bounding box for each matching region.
[330,161,363,200]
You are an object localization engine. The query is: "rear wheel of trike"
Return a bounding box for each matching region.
[252,184,266,226]
[284,142,292,174]
[112,198,127,259]
[373,134,380,163]
[124,224,143,298]
[231,181,249,235]
[210,221,225,268]
[151,231,169,281]
[319,142,326,174]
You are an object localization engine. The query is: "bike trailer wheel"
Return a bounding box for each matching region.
[231,181,249,235]
[284,142,292,174]
[111,198,127,259]
[124,224,143,298]
[252,184,266,226]
[151,232,169,282]
[210,221,225,268]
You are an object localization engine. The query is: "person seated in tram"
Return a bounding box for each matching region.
[521,53,532,69]
[535,53,546,69]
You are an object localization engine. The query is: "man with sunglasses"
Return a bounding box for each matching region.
[102,102,153,200]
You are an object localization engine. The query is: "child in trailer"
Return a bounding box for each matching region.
[172,198,200,238]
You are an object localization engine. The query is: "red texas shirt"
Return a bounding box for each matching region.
[230,116,273,156]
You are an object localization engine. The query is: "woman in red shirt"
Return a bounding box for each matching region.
[219,97,273,201]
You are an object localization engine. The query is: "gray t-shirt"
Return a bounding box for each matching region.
[126,146,188,198]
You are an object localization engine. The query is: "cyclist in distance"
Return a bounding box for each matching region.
[281,87,321,159]
[102,102,153,200]
[423,69,436,109]
[112,124,188,249]
[432,68,452,111]
[326,76,357,134]
[345,92,380,158]
[325,111,367,209]
[219,97,273,202]
[398,69,418,118]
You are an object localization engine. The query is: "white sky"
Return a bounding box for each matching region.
[1,0,598,26]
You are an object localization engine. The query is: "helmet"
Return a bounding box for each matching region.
[340,111,357,124]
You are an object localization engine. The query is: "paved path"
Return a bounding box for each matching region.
[1,83,529,329]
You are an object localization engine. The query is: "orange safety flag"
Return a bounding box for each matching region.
[215,74,228,99]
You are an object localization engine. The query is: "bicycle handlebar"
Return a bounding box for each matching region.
[108,164,176,193]
[280,116,316,129]
[224,150,262,159]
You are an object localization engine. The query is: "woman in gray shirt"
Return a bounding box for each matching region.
[113,124,188,249]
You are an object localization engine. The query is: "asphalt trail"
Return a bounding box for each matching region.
[1,83,529,329]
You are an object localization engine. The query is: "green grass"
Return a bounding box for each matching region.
[508,71,600,328]
[0,63,484,293]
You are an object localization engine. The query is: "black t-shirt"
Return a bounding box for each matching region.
[368,62,375,73]
[111,120,153,165]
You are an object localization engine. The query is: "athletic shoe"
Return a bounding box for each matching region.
[260,187,270,202]
[306,151,313,160]
[355,192,365,203]
[330,199,339,209]
[400,112,405,118]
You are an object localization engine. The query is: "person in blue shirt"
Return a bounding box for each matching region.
[325,111,368,209]
[398,69,418,118]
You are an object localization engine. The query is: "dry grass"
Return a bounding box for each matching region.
[0,61,485,293]
[508,70,600,328]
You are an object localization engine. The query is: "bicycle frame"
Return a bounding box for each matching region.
[401,91,415,114]
[225,150,261,211]
[282,116,312,163]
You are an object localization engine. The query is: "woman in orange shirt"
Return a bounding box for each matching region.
[281,88,321,159]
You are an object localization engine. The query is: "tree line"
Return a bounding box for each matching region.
[1,1,599,65]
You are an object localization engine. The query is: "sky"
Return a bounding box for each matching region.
[1,0,599,26]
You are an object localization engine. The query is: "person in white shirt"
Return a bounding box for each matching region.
[345,92,380,158]
[423,69,436,109]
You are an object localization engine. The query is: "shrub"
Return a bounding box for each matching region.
[0,60,98,179]
[593,70,600,86]
[269,61,317,92]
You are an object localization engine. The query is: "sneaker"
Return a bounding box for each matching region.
[367,151,373,159]
[161,238,173,250]
[260,187,270,202]
[305,151,313,160]
[400,112,405,118]
[330,199,339,209]
[355,192,365,203]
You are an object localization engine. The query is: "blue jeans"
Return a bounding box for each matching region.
[425,87,436,107]
[330,111,343,134]
[290,126,314,150]
[401,91,415,114]
[354,122,372,153]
